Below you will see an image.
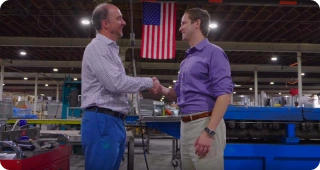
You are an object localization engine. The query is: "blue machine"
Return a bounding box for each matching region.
[61,77,82,119]
[143,106,320,170]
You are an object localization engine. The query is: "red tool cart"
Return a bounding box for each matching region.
[0,127,72,170]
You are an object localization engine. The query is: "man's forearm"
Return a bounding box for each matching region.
[207,94,231,131]
[161,86,177,102]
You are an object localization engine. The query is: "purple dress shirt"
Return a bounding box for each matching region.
[174,38,234,115]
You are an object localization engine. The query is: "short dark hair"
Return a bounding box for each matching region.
[92,3,109,31]
[185,8,210,37]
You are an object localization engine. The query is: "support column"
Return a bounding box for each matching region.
[297,52,302,98]
[0,65,4,101]
[33,75,38,114]
[56,84,59,102]
[230,92,233,104]
[119,47,128,67]
[254,71,258,106]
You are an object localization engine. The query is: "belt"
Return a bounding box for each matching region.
[181,111,211,123]
[86,106,126,121]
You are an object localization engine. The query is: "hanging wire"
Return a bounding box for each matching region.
[37,0,56,32]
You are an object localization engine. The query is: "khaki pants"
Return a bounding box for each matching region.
[180,115,226,170]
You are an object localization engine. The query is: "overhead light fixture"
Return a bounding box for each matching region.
[20,51,27,56]
[40,94,45,96]
[2,84,4,86]
[249,88,253,90]
[45,84,49,86]
[168,86,172,89]
[74,78,78,81]
[279,92,281,94]
[301,73,305,76]
[271,57,277,61]
[53,68,58,72]
[240,95,244,97]
[81,19,90,25]
[209,23,218,29]
[24,77,28,80]
[235,84,241,87]
[270,82,274,85]
[173,80,176,83]
[233,92,236,94]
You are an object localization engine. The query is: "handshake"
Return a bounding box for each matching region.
[150,77,162,95]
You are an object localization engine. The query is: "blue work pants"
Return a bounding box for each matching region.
[81,110,126,170]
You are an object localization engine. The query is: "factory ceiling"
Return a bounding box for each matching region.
[0,0,320,100]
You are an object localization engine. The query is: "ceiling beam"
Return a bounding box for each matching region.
[3,80,63,85]
[1,37,320,53]
[2,72,320,83]
[116,0,318,7]
[4,86,58,90]
[234,85,320,90]
[2,60,81,68]
[3,60,320,73]
[2,72,81,79]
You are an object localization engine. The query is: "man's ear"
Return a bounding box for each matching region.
[196,19,201,29]
[102,20,109,30]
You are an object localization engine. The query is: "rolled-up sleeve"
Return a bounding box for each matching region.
[208,48,234,98]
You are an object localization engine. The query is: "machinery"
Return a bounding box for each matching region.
[0,121,72,170]
[61,77,82,119]
[142,106,320,170]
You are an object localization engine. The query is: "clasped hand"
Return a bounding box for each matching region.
[150,77,162,95]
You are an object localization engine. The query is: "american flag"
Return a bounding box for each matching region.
[140,2,177,60]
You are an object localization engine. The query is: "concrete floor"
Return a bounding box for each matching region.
[70,139,179,170]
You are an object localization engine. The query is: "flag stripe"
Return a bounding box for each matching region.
[172,3,176,58]
[159,4,163,60]
[141,2,176,60]
[154,25,158,59]
[164,3,168,59]
[167,3,172,60]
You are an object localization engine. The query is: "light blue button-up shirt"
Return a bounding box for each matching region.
[81,34,153,114]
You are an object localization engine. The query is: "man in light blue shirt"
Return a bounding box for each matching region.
[81,3,161,170]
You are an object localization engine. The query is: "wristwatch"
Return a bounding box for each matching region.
[204,127,216,139]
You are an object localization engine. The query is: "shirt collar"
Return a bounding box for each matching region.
[96,33,116,46]
[186,38,209,54]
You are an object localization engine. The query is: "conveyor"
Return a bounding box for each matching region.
[141,106,320,170]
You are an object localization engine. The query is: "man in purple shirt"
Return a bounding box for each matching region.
[152,8,233,170]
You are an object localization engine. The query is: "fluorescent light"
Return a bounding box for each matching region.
[279,92,281,94]
[270,82,274,85]
[249,88,253,90]
[53,68,58,72]
[24,77,28,80]
[20,51,26,56]
[173,80,176,83]
[240,95,244,97]
[45,84,48,86]
[74,78,78,81]
[40,94,45,96]
[271,57,277,61]
[235,84,241,87]
[81,19,90,25]
[209,23,218,29]
[168,86,172,89]
[301,73,305,76]
[233,92,236,94]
